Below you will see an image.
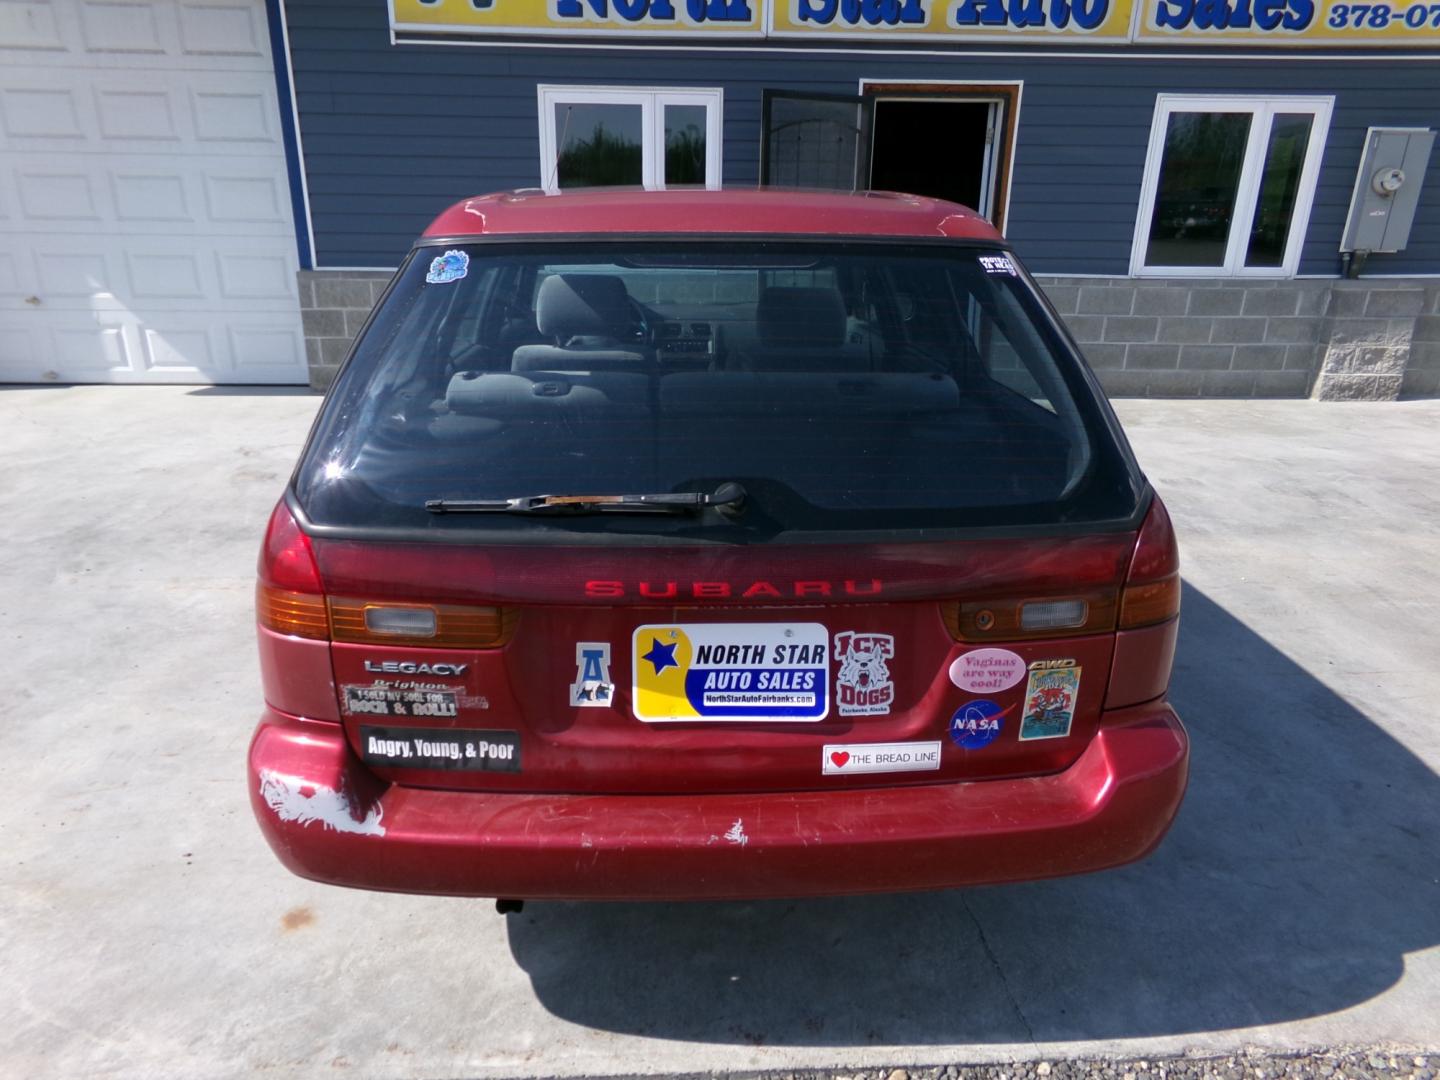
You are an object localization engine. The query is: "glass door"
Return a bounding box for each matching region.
[760,91,875,191]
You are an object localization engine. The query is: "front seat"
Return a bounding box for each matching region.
[512,273,647,373]
[738,286,871,372]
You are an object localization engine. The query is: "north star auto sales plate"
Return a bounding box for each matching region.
[359,726,520,771]
[632,623,829,722]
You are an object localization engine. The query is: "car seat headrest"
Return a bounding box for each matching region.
[757,287,847,349]
[535,274,632,341]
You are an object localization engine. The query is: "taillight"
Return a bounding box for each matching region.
[256,501,327,639]
[942,589,1118,641]
[1119,495,1181,629]
[254,500,513,646]
[328,599,517,648]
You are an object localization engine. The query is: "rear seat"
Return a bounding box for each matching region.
[512,273,648,373]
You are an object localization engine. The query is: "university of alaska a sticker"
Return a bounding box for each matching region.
[833,630,895,716]
[1018,660,1081,741]
[425,249,468,284]
[570,642,613,707]
[632,623,828,722]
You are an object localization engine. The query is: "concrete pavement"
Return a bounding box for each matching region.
[1,387,1437,1078]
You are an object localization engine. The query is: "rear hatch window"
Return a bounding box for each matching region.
[294,240,1144,796]
[297,241,1138,538]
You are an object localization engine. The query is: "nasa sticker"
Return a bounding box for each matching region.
[833,630,895,717]
[949,699,1008,750]
[426,249,469,284]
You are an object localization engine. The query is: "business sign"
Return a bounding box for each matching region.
[391,0,765,37]
[391,0,1440,40]
[769,0,1136,40]
[1135,0,1440,42]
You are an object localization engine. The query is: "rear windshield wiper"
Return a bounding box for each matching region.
[426,482,746,516]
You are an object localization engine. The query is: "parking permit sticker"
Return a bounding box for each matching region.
[1019,660,1081,741]
[360,725,519,771]
[823,741,941,776]
[632,623,829,722]
[343,685,458,718]
[425,249,468,284]
[833,631,895,716]
[979,254,1018,276]
[949,699,1011,750]
[949,648,1026,694]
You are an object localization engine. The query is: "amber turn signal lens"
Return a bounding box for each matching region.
[1119,573,1181,629]
[941,590,1117,642]
[328,598,517,648]
[256,584,330,640]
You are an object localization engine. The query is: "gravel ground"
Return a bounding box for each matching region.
[668,1052,1437,1080]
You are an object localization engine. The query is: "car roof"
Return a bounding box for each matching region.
[421,188,1005,243]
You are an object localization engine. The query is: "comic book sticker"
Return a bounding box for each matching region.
[822,741,941,776]
[949,648,1026,693]
[979,254,1018,276]
[359,726,519,771]
[1019,660,1081,741]
[949,699,1009,749]
[833,631,895,716]
[632,623,828,722]
[425,249,469,284]
[570,642,613,707]
[343,685,458,719]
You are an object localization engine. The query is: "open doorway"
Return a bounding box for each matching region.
[759,83,1019,233]
[870,100,993,216]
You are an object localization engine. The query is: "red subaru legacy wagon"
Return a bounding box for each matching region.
[248,188,1187,902]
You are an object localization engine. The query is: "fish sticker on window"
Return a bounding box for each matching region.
[426,249,469,284]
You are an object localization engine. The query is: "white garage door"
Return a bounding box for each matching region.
[0,0,307,384]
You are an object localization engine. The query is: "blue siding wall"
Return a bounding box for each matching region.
[286,0,1440,277]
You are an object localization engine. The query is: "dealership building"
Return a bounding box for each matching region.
[1,0,1436,398]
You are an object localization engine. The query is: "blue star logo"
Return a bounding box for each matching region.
[642,637,679,675]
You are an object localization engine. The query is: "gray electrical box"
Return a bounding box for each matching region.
[1341,127,1435,253]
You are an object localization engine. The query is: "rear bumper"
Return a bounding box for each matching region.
[248,703,1188,900]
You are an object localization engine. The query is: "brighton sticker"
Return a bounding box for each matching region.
[949,699,1010,750]
[632,623,828,722]
[822,740,941,776]
[359,725,520,772]
[833,630,895,717]
[949,648,1026,694]
[1019,660,1081,741]
[342,684,458,719]
[425,249,469,284]
[570,642,614,707]
[978,254,1018,276]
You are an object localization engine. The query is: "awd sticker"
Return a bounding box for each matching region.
[425,249,468,284]
[632,623,828,722]
[823,741,940,776]
[570,642,613,707]
[359,726,519,771]
[1019,660,1081,741]
[833,631,895,716]
[343,685,458,718]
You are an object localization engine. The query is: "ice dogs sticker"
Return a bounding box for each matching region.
[1019,659,1081,741]
[833,631,895,716]
[632,623,829,722]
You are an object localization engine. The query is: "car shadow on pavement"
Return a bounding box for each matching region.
[505,582,1440,1045]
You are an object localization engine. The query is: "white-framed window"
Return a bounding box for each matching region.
[537,85,723,194]
[1130,95,1333,278]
